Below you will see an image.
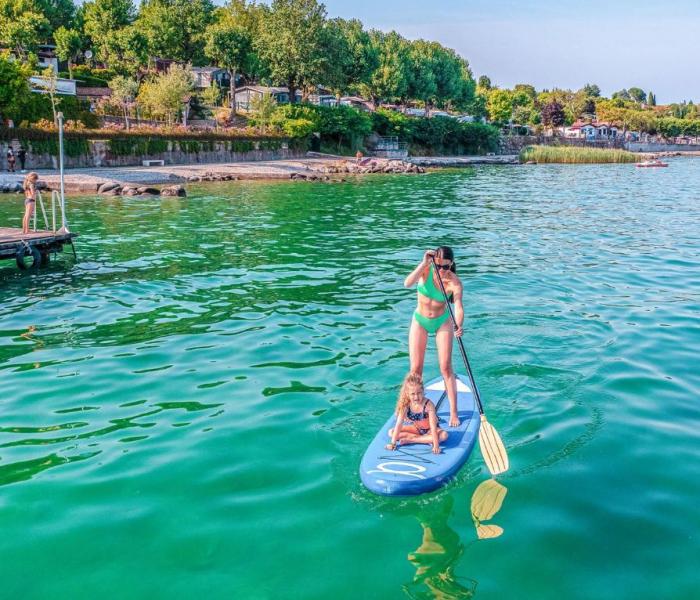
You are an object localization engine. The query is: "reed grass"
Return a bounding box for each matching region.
[520,145,639,164]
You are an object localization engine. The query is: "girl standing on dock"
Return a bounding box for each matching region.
[404,246,464,427]
[22,172,38,234]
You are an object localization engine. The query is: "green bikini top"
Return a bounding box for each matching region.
[417,265,447,302]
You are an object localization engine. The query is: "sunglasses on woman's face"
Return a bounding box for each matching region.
[435,263,451,270]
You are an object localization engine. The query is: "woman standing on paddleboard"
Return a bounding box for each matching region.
[404,246,463,427]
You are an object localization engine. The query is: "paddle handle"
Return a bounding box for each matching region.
[430,256,485,416]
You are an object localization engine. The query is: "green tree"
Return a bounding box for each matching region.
[0,1,50,58]
[101,25,147,75]
[54,27,83,79]
[204,20,253,114]
[137,63,193,124]
[582,83,600,97]
[109,75,139,129]
[255,0,327,104]
[647,91,656,106]
[477,75,492,90]
[323,18,378,96]
[250,92,276,133]
[407,40,438,113]
[136,0,215,65]
[362,30,410,105]
[82,0,135,65]
[36,0,75,31]
[486,88,513,123]
[0,51,33,122]
[201,83,222,107]
[627,87,646,104]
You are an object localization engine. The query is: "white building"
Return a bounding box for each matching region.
[565,121,621,139]
[29,75,76,96]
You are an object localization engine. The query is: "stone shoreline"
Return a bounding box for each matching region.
[0,153,519,196]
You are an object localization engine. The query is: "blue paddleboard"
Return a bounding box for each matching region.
[360,374,480,496]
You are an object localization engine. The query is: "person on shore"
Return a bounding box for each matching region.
[7,147,16,172]
[355,150,363,164]
[386,372,448,454]
[22,172,38,234]
[404,246,464,427]
[17,146,27,172]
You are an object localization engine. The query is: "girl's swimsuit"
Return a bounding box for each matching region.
[406,398,431,435]
[414,265,450,333]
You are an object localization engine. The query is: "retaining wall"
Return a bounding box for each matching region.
[625,142,700,153]
[0,138,302,170]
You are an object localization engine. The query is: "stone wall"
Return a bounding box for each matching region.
[0,138,302,170]
[500,135,625,154]
[625,141,700,153]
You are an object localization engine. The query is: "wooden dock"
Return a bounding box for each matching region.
[0,227,77,269]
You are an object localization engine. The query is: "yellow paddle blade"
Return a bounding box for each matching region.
[478,415,509,475]
[470,479,508,522]
[476,524,504,539]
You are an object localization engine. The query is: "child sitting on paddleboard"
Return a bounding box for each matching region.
[386,372,448,454]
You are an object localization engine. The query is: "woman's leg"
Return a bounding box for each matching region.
[409,316,429,376]
[22,204,32,234]
[436,320,460,427]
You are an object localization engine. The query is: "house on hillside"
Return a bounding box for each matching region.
[564,121,622,139]
[339,96,374,111]
[191,67,231,90]
[234,86,291,110]
[29,75,76,96]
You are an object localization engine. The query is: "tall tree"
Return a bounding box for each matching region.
[407,40,438,114]
[109,75,139,128]
[138,63,193,124]
[101,25,148,75]
[486,89,513,123]
[582,83,601,97]
[0,0,50,58]
[255,0,327,103]
[204,20,253,113]
[35,0,75,31]
[477,75,492,90]
[0,51,34,122]
[82,0,135,65]
[627,87,646,104]
[136,0,215,65]
[322,18,377,97]
[541,100,565,127]
[362,30,410,105]
[647,91,656,106]
[54,27,83,79]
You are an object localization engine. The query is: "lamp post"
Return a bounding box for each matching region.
[57,111,69,234]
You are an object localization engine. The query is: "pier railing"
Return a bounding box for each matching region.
[34,190,70,234]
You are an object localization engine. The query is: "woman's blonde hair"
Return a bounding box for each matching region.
[396,371,424,415]
[23,172,38,191]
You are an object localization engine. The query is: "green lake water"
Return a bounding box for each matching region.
[1,161,699,599]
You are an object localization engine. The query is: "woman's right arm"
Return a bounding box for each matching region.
[404,250,434,288]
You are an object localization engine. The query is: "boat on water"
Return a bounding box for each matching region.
[636,159,669,168]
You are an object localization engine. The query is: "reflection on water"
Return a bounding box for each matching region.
[403,479,509,599]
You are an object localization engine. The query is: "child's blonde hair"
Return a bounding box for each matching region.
[23,172,38,191]
[396,371,424,415]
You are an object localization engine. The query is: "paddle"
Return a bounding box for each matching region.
[430,256,509,475]
[470,478,508,539]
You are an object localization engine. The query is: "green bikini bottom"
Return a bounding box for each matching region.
[413,310,450,334]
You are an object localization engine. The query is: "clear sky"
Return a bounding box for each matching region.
[318,0,699,104]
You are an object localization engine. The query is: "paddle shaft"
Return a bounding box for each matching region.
[430,256,485,416]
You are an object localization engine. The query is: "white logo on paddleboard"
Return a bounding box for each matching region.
[367,462,427,479]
